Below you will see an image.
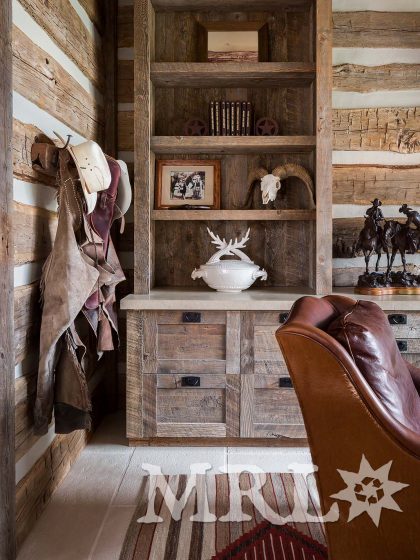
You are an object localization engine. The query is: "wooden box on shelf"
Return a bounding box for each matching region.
[123,0,332,445]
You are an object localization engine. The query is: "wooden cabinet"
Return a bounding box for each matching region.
[126,308,308,444]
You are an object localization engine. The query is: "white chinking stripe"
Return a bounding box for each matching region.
[68,0,97,39]
[15,353,39,380]
[13,0,103,104]
[334,254,420,269]
[333,49,420,66]
[119,103,135,112]
[14,262,44,289]
[13,179,58,212]
[13,91,87,144]
[16,424,56,484]
[333,0,420,12]
[118,47,134,60]
[118,151,134,163]
[333,90,420,109]
[333,205,409,220]
[333,152,420,165]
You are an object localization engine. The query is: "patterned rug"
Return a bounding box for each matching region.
[120,473,327,560]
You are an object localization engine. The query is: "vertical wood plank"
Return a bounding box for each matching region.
[226,312,240,375]
[104,0,118,157]
[0,0,16,556]
[143,375,157,437]
[315,0,332,294]
[240,375,254,438]
[226,374,240,438]
[126,311,143,438]
[240,312,254,437]
[134,0,154,293]
[143,313,158,372]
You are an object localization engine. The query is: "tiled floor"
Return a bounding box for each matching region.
[18,413,311,560]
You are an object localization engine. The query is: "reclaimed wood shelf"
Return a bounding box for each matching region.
[151,63,316,88]
[151,136,316,154]
[151,0,310,10]
[152,209,316,221]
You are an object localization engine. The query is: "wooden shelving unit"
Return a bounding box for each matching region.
[126,0,332,445]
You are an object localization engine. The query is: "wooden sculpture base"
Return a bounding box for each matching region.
[355,286,420,296]
[356,271,420,295]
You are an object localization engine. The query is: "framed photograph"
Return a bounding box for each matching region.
[155,160,221,209]
[198,21,268,63]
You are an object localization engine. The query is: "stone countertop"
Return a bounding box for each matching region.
[120,288,420,311]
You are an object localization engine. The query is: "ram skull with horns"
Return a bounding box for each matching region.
[244,163,315,209]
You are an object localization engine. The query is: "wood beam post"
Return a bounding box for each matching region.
[0,0,16,557]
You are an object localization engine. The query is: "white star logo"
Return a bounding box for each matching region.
[330,455,409,527]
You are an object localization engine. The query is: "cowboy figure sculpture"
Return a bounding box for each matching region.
[355,199,420,292]
[399,204,420,254]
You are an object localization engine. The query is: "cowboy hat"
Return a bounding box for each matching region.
[54,133,111,214]
[370,198,382,206]
[115,160,132,216]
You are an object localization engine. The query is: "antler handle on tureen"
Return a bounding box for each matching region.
[206,228,252,264]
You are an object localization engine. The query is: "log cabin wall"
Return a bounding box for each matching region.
[12,0,110,548]
[332,0,420,286]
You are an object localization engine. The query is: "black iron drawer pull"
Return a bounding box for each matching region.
[397,340,408,352]
[182,312,201,323]
[279,312,289,324]
[388,314,407,325]
[181,376,201,387]
[279,377,293,388]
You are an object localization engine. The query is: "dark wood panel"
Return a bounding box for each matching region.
[333,165,420,205]
[117,60,134,103]
[154,220,312,288]
[118,4,134,47]
[13,25,104,141]
[333,64,420,93]
[17,0,104,89]
[333,107,420,153]
[0,0,15,555]
[333,12,420,49]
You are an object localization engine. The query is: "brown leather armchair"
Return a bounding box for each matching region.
[276,295,420,560]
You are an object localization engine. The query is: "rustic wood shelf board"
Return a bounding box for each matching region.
[152,209,316,221]
[151,136,316,154]
[151,0,311,11]
[151,63,316,88]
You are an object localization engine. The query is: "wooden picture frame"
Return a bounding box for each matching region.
[155,159,221,209]
[198,21,269,63]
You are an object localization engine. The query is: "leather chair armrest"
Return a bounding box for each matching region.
[404,358,420,395]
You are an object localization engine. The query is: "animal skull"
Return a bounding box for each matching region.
[260,174,281,205]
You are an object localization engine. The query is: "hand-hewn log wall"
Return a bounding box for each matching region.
[12,0,109,549]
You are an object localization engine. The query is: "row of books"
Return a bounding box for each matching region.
[209,100,253,136]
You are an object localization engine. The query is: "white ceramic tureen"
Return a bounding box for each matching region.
[191,228,267,293]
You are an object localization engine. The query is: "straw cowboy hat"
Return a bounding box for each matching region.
[54,133,111,214]
[115,160,132,216]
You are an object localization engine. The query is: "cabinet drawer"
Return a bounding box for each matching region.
[144,373,240,438]
[143,311,228,374]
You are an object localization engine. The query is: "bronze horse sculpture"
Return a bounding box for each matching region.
[355,215,389,274]
[383,220,420,275]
